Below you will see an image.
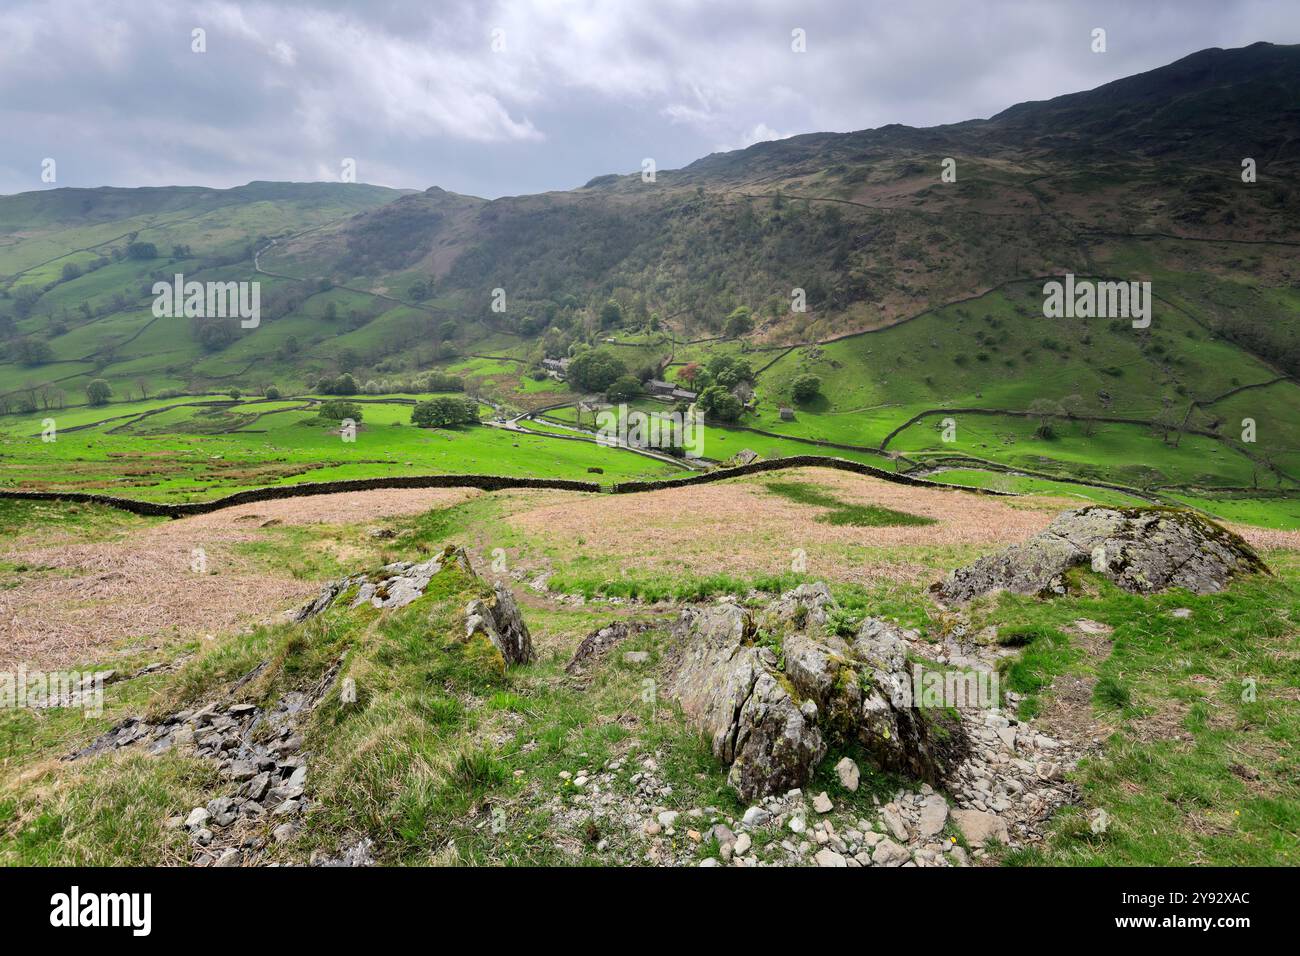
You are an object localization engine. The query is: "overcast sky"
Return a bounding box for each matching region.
[2,0,1297,198]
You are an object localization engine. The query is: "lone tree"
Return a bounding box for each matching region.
[599,299,623,329]
[791,374,821,402]
[86,378,112,406]
[1028,398,1065,440]
[12,337,53,367]
[316,400,363,423]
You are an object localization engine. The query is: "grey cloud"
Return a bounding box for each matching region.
[1,0,1297,197]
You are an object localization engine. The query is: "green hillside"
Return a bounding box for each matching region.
[1,43,1298,526]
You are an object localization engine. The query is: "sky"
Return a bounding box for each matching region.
[1,0,1297,198]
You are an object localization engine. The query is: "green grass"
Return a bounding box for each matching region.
[762,479,935,527]
[975,568,1300,866]
[0,396,687,502]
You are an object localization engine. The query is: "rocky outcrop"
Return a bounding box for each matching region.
[667,590,968,800]
[668,603,825,800]
[465,583,535,666]
[67,665,340,867]
[291,545,477,621]
[566,620,650,674]
[935,507,1267,603]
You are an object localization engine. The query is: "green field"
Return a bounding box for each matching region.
[0,396,686,501]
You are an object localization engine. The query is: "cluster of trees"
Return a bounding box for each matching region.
[315,373,358,394]
[0,383,69,414]
[192,319,240,352]
[675,354,759,423]
[310,369,468,396]
[6,337,55,366]
[418,371,466,392]
[604,374,642,403]
[411,395,479,428]
[696,385,743,421]
[567,348,627,392]
[723,306,753,338]
[315,400,362,422]
[678,354,753,393]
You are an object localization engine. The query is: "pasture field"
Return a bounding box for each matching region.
[0,396,686,502]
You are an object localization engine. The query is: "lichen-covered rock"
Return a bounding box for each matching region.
[291,575,365,623]
[668,589,968,800]
[935,507,1267,603]
[465,583,535,666]
[292,545,476,620]
[668,603,825,800]
[765,581,836,628]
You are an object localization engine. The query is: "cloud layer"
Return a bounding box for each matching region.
[2,0,1297,197]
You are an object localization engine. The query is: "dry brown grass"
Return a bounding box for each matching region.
[0,488,480,670]
[1231,524,1300,553]
[507,467,1059,587]
[5,471,1293,673]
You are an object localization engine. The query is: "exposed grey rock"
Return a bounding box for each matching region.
[291,575,364,623]
[835,757,860,792]
[312,837,376,867]
[297,545,476,619]
[668,588,968,802]
[936,507,1267,602]
[951,808,1010,846]
[881,806,910,842]
[465,583,535,666]
[814,848,847,867]
[871,838,910,867]
[916,795,949,838]
[668,603,825,801]
[852,618,910,673]
[185,807,210,828]
[782,631,847,712]
[741,806,771,829]
[765,581,835,628]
